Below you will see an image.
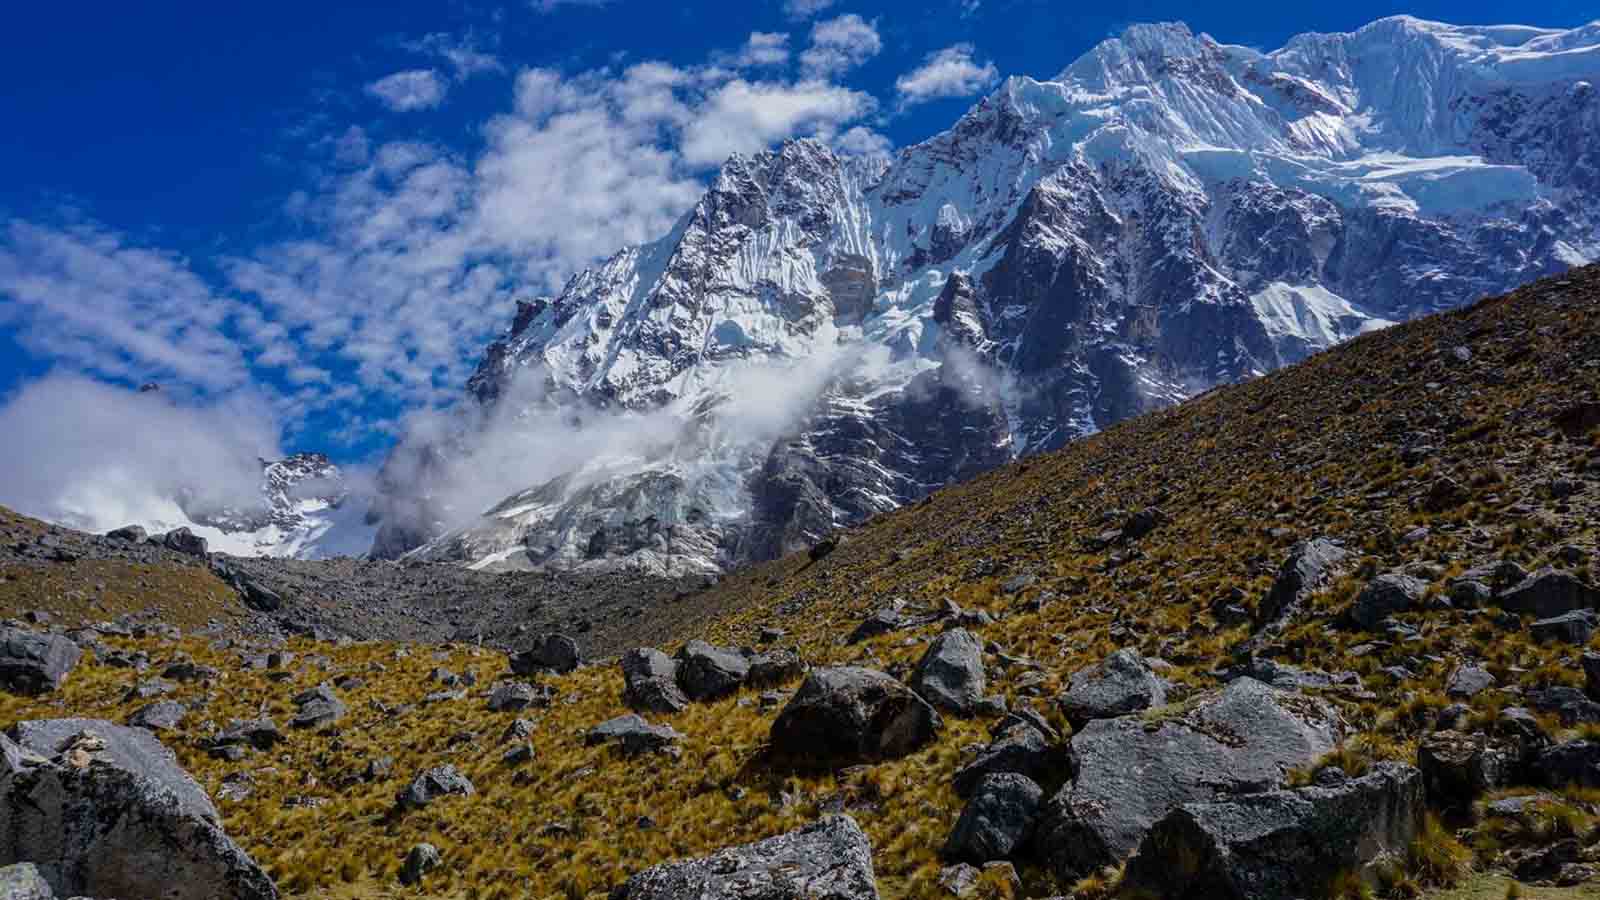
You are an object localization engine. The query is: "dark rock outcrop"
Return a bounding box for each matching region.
[1347,573,1426,630]
[675,641,750,701]
[1057,649,1167,728]
[0,629,81,696]
[1121,763,1423,900]
[770,667,942,767]
[510,633,582,675]
[943,773,1042,864]
[621,649,688,714]
[1501,568,1600,618]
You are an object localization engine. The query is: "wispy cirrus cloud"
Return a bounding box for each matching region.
[366,69,449,112]
[0,26,889,449]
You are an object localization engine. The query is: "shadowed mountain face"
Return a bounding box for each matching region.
[370,16,1600,575]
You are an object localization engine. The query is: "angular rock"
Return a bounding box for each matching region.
[399,843,441,886]
[1255,539,1348,627]
[104,524,147,543]
[1538,740,1600,788]
[953,722,1056,798]
[1347,573,1426,630]
[1501,568,1600,618]
[395,765,475,810]
[1057,649,1166,728]
[209,717,282,753]
[746,648,803,689]
[290,684,345,729]
[1531,610,1598,644]
[1529,686,1600,725]
[487,681,547,712]
[943,773,1042,864]
[675,640,750,701]
[1586,651,1600,701]
[1417,730,1518,812]
[0,629,81,696]
[1121,763,1423,900]
[510,633,581,675]
[161,527,208,556]
[586,714,683,757]
[770,667,942,767]
[846,604,909,644]
[612,815,878,900]
[1444,664,1496,699]
[0,718,277,899]
[127,700,186,733]
[621,649,688,714]
[910,629,987,716]
[1036,678,1342,879]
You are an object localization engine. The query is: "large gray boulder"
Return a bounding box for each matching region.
[613,815,878,900]
[1255,539,1348,627]
[395,765,475,811]
[1036,678,1342,880]
[675,641,750,701]
[621,649,688,714]
[0,718,277,899]
[0,630,81,696]
[289,684,345,729]
[1347,573,1426,630]
[586,714,683,757]
[953,719,1057,798]
[1121,764,1423,900]
[1531,610,1598,644]
[770,667,942,767]
[510,633,581,675]
[909,629,987,716]
[1057,649,1166,728]
[1538,740,1600,788]
[1501,568,1600,618]
[161,527,208,557]
[943,773,1042,864]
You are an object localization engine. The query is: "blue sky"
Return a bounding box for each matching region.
[2,0,1594,467]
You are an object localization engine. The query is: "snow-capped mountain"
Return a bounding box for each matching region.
[175,453,375,559]
[370,15,1600,574]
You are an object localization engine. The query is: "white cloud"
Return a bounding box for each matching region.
[894,43,1000,107]
[680,79,876,167]
[406,33,503,79]
[0,33,880,449]
[0,221,251,391]
[800,14,882,79]
[833,125,893,158]
[0,375,282,534]
[732,32,791,68]
[366,69,448,112]
[782,0,835,20]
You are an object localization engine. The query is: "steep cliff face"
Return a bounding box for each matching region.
[371,15,1600,574]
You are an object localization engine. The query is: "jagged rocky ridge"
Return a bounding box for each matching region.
[373,15,1600,574]
[177,454,374,560]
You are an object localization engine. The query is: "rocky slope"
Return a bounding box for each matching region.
[371,15,1600,575]
[0,264,1595,899]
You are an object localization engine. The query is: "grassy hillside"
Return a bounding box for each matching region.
[1,265,1597,899]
